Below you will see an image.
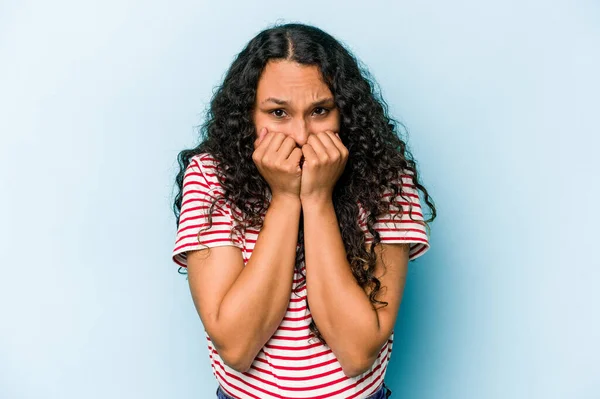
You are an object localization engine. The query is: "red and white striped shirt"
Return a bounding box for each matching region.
[172,153,430,399]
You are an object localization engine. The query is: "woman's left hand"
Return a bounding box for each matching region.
[299,130,349,204]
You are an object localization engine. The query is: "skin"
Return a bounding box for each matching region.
[187,59,410,378]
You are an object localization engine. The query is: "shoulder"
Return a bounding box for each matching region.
[383,168,419,202]
[187,152,223,189]
[357,168,415,211]
[399,168,418,190]
[188,152,220,170]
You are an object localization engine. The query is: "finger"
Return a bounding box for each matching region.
[254,127,265,145]
[321,130,346,155]
[301,143,318,168]
[254,127,268,150]
[259,127,268,144]
[306,133,331,163]
[317,131,340,153]
[278,135,298,161]
[264,131,288,159]
[288,147,303,172]
[253,129,276,159]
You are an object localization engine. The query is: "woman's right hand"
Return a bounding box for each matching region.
[252,127,303,200]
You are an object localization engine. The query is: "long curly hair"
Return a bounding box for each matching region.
[172,22,437,345]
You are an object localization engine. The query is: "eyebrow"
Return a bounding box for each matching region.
[260,97,335,107]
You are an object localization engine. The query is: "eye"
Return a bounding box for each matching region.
[269,109,287,118]
[313,107,330,116]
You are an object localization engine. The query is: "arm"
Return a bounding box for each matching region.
[302,198,410,378]
[187,195,302,373]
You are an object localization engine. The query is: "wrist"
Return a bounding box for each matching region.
[299,195,333,211]
[270,193,302,208]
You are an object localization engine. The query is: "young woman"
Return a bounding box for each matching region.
[172,22,436,399]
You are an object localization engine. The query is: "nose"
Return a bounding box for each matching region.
[290,118,311,147]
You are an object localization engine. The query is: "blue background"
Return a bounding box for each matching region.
[1,1,598,398]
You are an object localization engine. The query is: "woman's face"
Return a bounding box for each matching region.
[252,60,340,148]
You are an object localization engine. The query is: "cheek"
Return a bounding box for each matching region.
[252,111,263,128]
[312,121,338,131]
[252,113,293,137]
[252,112,270,135]
[321,110,341,130]
[331,108,341,124]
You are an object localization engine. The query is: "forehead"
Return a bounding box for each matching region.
[256,60,331,99]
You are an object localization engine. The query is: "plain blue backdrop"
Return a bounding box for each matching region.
[1,1,598,398]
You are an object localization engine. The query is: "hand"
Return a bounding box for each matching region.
[299,130,349,204]
[252,127,303,200]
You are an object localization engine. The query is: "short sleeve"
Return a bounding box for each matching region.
[172,154,243,269]
[360,170,431,261]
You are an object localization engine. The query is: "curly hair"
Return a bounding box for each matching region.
[172,22,437,345]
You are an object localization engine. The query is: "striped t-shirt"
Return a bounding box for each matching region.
[172,153,430,399]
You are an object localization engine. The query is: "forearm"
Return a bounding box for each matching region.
[217,196,301,368]
[302,199,381,374]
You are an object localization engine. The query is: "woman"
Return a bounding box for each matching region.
[172,22,436,399]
